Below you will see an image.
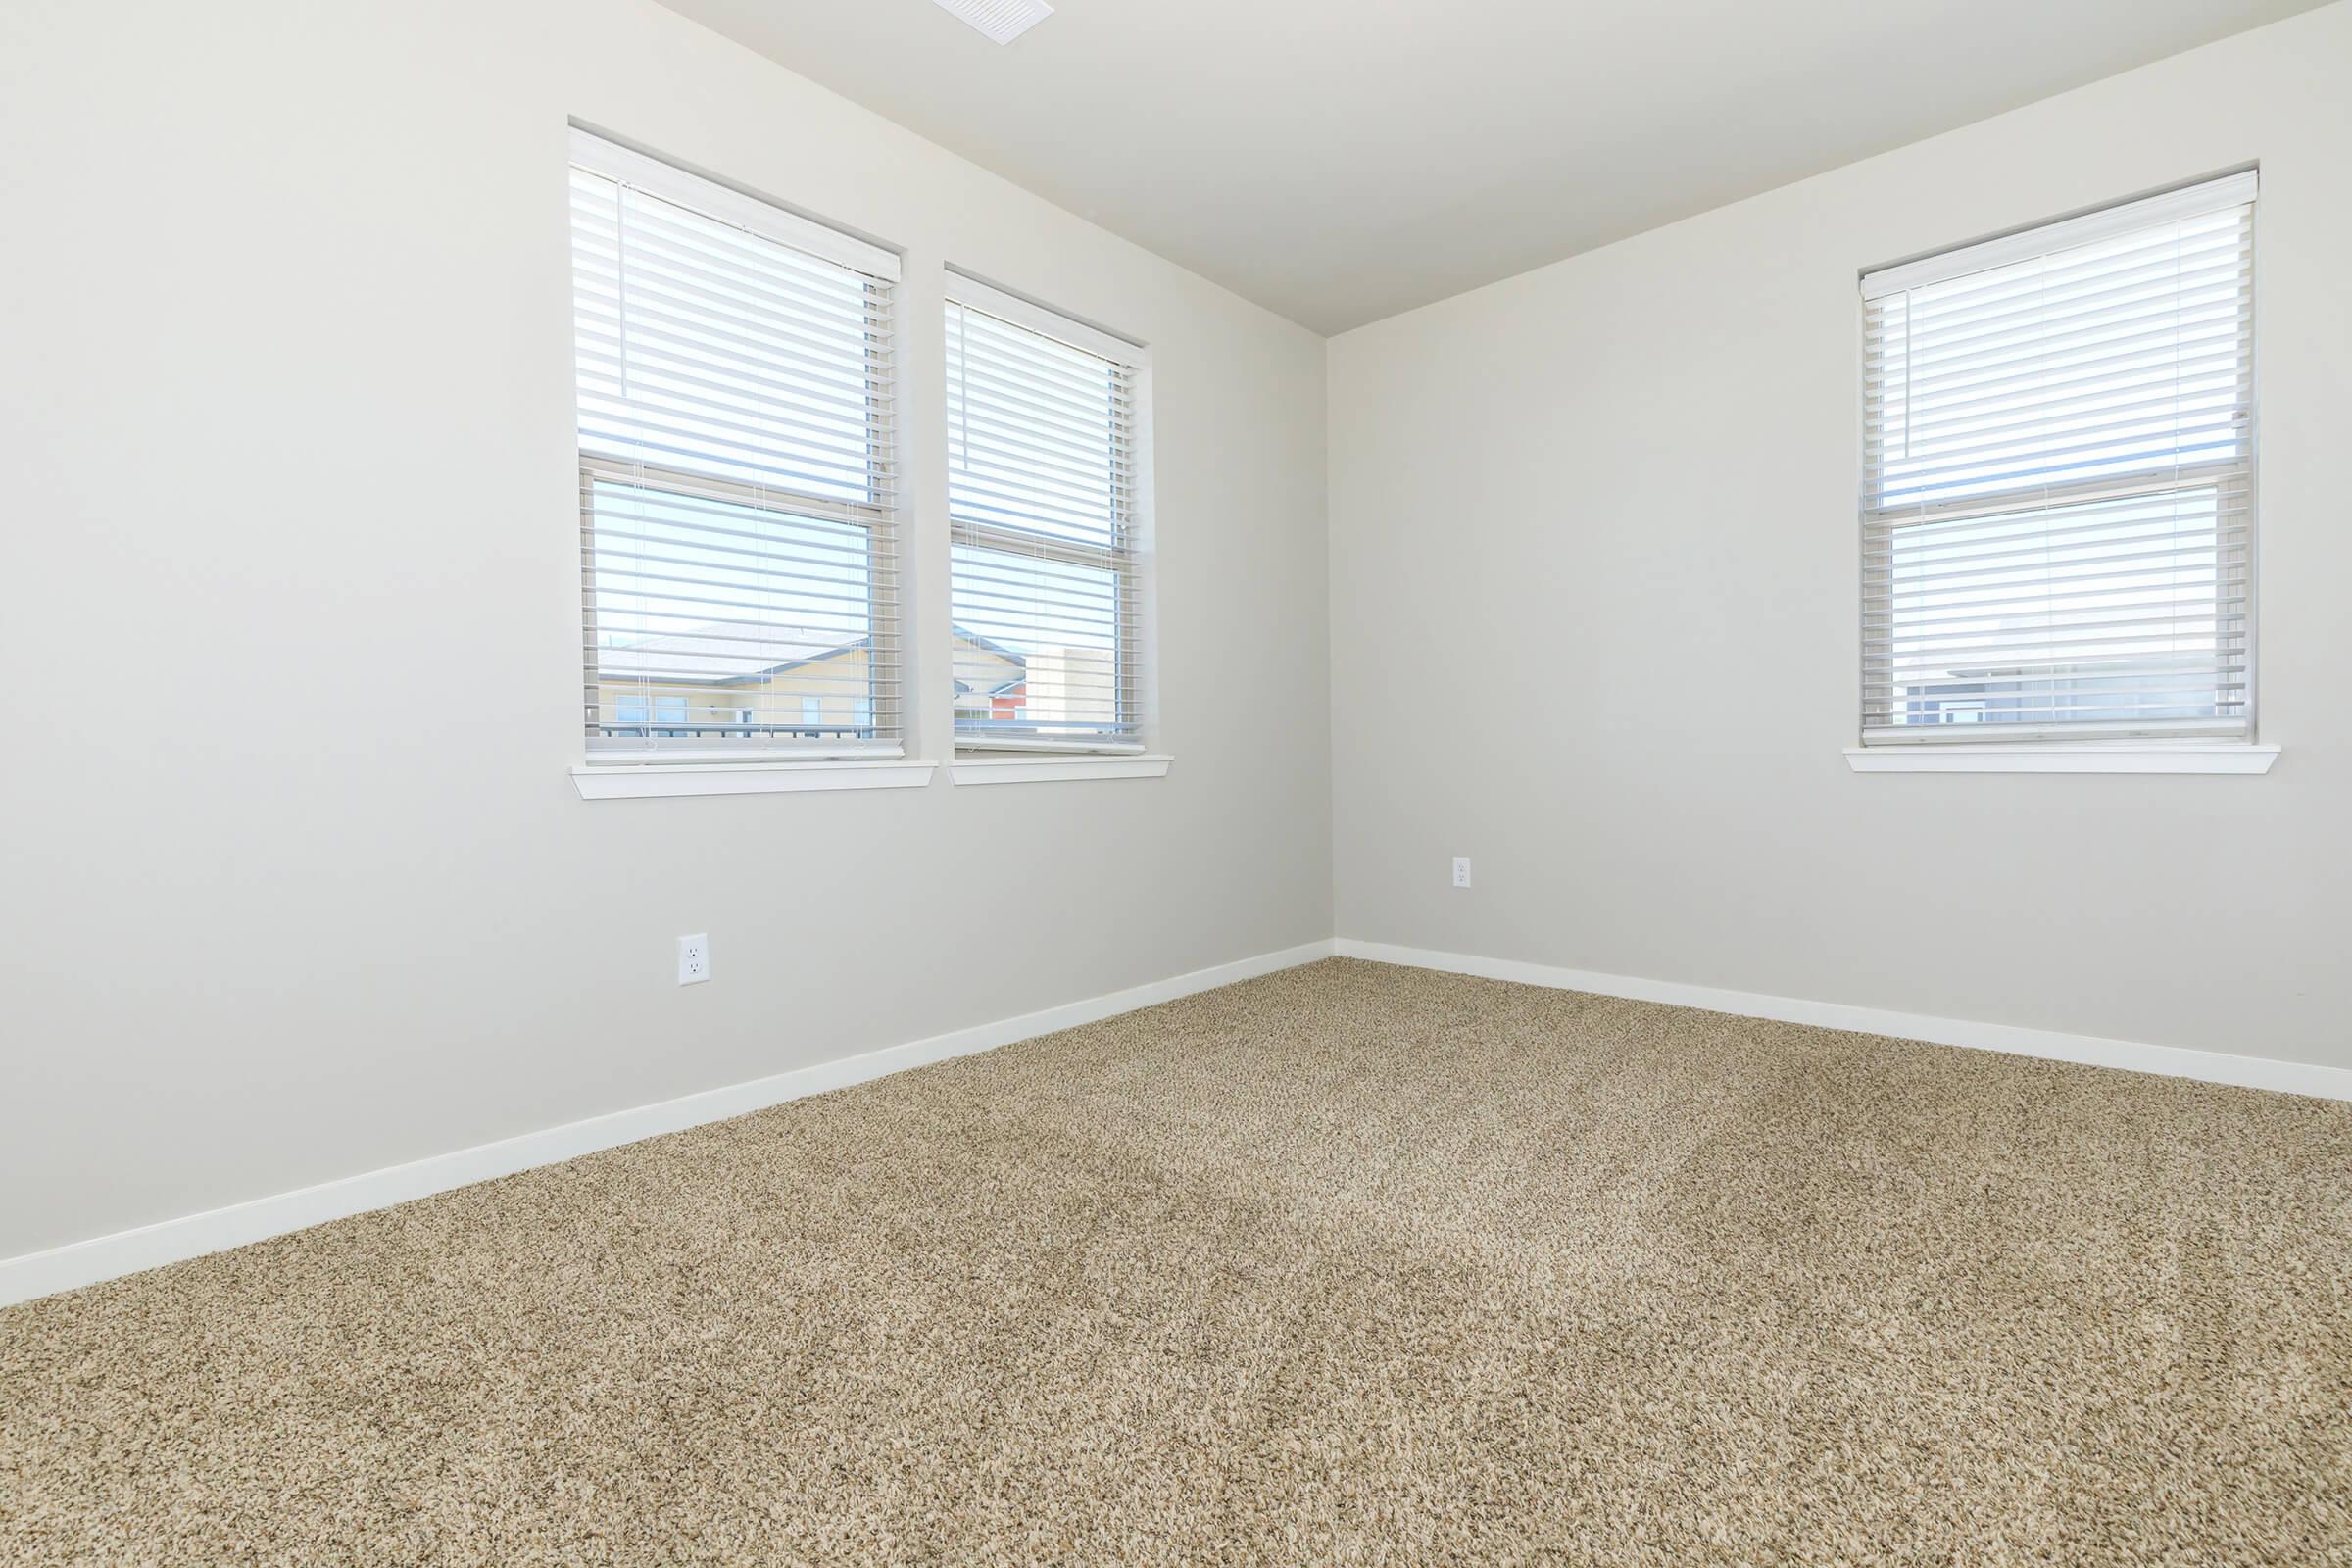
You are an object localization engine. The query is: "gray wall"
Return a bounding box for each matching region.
[0,0,1332,1259]
[6,0,2346,1270]
[1329,4,2351,1066]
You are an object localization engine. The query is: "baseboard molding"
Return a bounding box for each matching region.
[1333,939,2352,1103]
[0,939,1337,1309]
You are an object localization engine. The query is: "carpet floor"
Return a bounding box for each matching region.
[3,958,2348,1565]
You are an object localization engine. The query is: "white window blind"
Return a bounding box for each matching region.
[946,277,1148,752]
[568,129,901,760]
[1860,172,2255,745]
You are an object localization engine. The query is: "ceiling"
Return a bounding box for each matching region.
[660,0,2326,334]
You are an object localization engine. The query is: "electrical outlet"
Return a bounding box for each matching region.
[677,933,710,985]
[1452,857,1473,889]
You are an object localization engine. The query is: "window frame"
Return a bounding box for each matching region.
[567,127,906,776]
[944,272,1153,758]
[1851,171,2267,770]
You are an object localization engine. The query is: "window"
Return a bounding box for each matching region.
[1859,172,2255,747]
[946,277,1149,752]
[569,129,900,760]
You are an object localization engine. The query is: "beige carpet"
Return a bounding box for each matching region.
[3,959,2348,1565]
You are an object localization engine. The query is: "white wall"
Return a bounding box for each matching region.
[1329,4,2352,1067]
[0,0,1330,1260]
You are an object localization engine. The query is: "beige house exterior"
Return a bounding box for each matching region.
[591,622,1116,740]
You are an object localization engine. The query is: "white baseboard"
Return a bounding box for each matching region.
[1334,939,2352,1103]
[19,933,2333,1309]
[0,940,1337,1309]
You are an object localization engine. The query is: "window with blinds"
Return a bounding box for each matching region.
[1860,172,2255,746]
[569,130,901,760]
[946,277,1149,752]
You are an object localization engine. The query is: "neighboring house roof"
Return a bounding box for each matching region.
[595,621,1026,685]
[951,623,1024,667]
[954,677,1027,710]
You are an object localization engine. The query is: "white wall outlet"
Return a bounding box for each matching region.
[677,933,710,985]
[1452,857,1473,889]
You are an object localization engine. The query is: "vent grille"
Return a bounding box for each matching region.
[930,0,1053,45]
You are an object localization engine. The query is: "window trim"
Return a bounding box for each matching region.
[952,753,1172,787]
[944,272,1153,759]
[571,758,937,800]
[1843,744,2278,776]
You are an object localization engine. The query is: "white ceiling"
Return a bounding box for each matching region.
[660,0,2326,334]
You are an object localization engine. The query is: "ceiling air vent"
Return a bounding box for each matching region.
[929,0,1054,45]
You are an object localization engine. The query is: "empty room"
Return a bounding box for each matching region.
[4,0,2348,1560]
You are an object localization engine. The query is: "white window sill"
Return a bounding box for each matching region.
[952,753,1173,786]
[1844,745,2278,776]
[571,759,937,800]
